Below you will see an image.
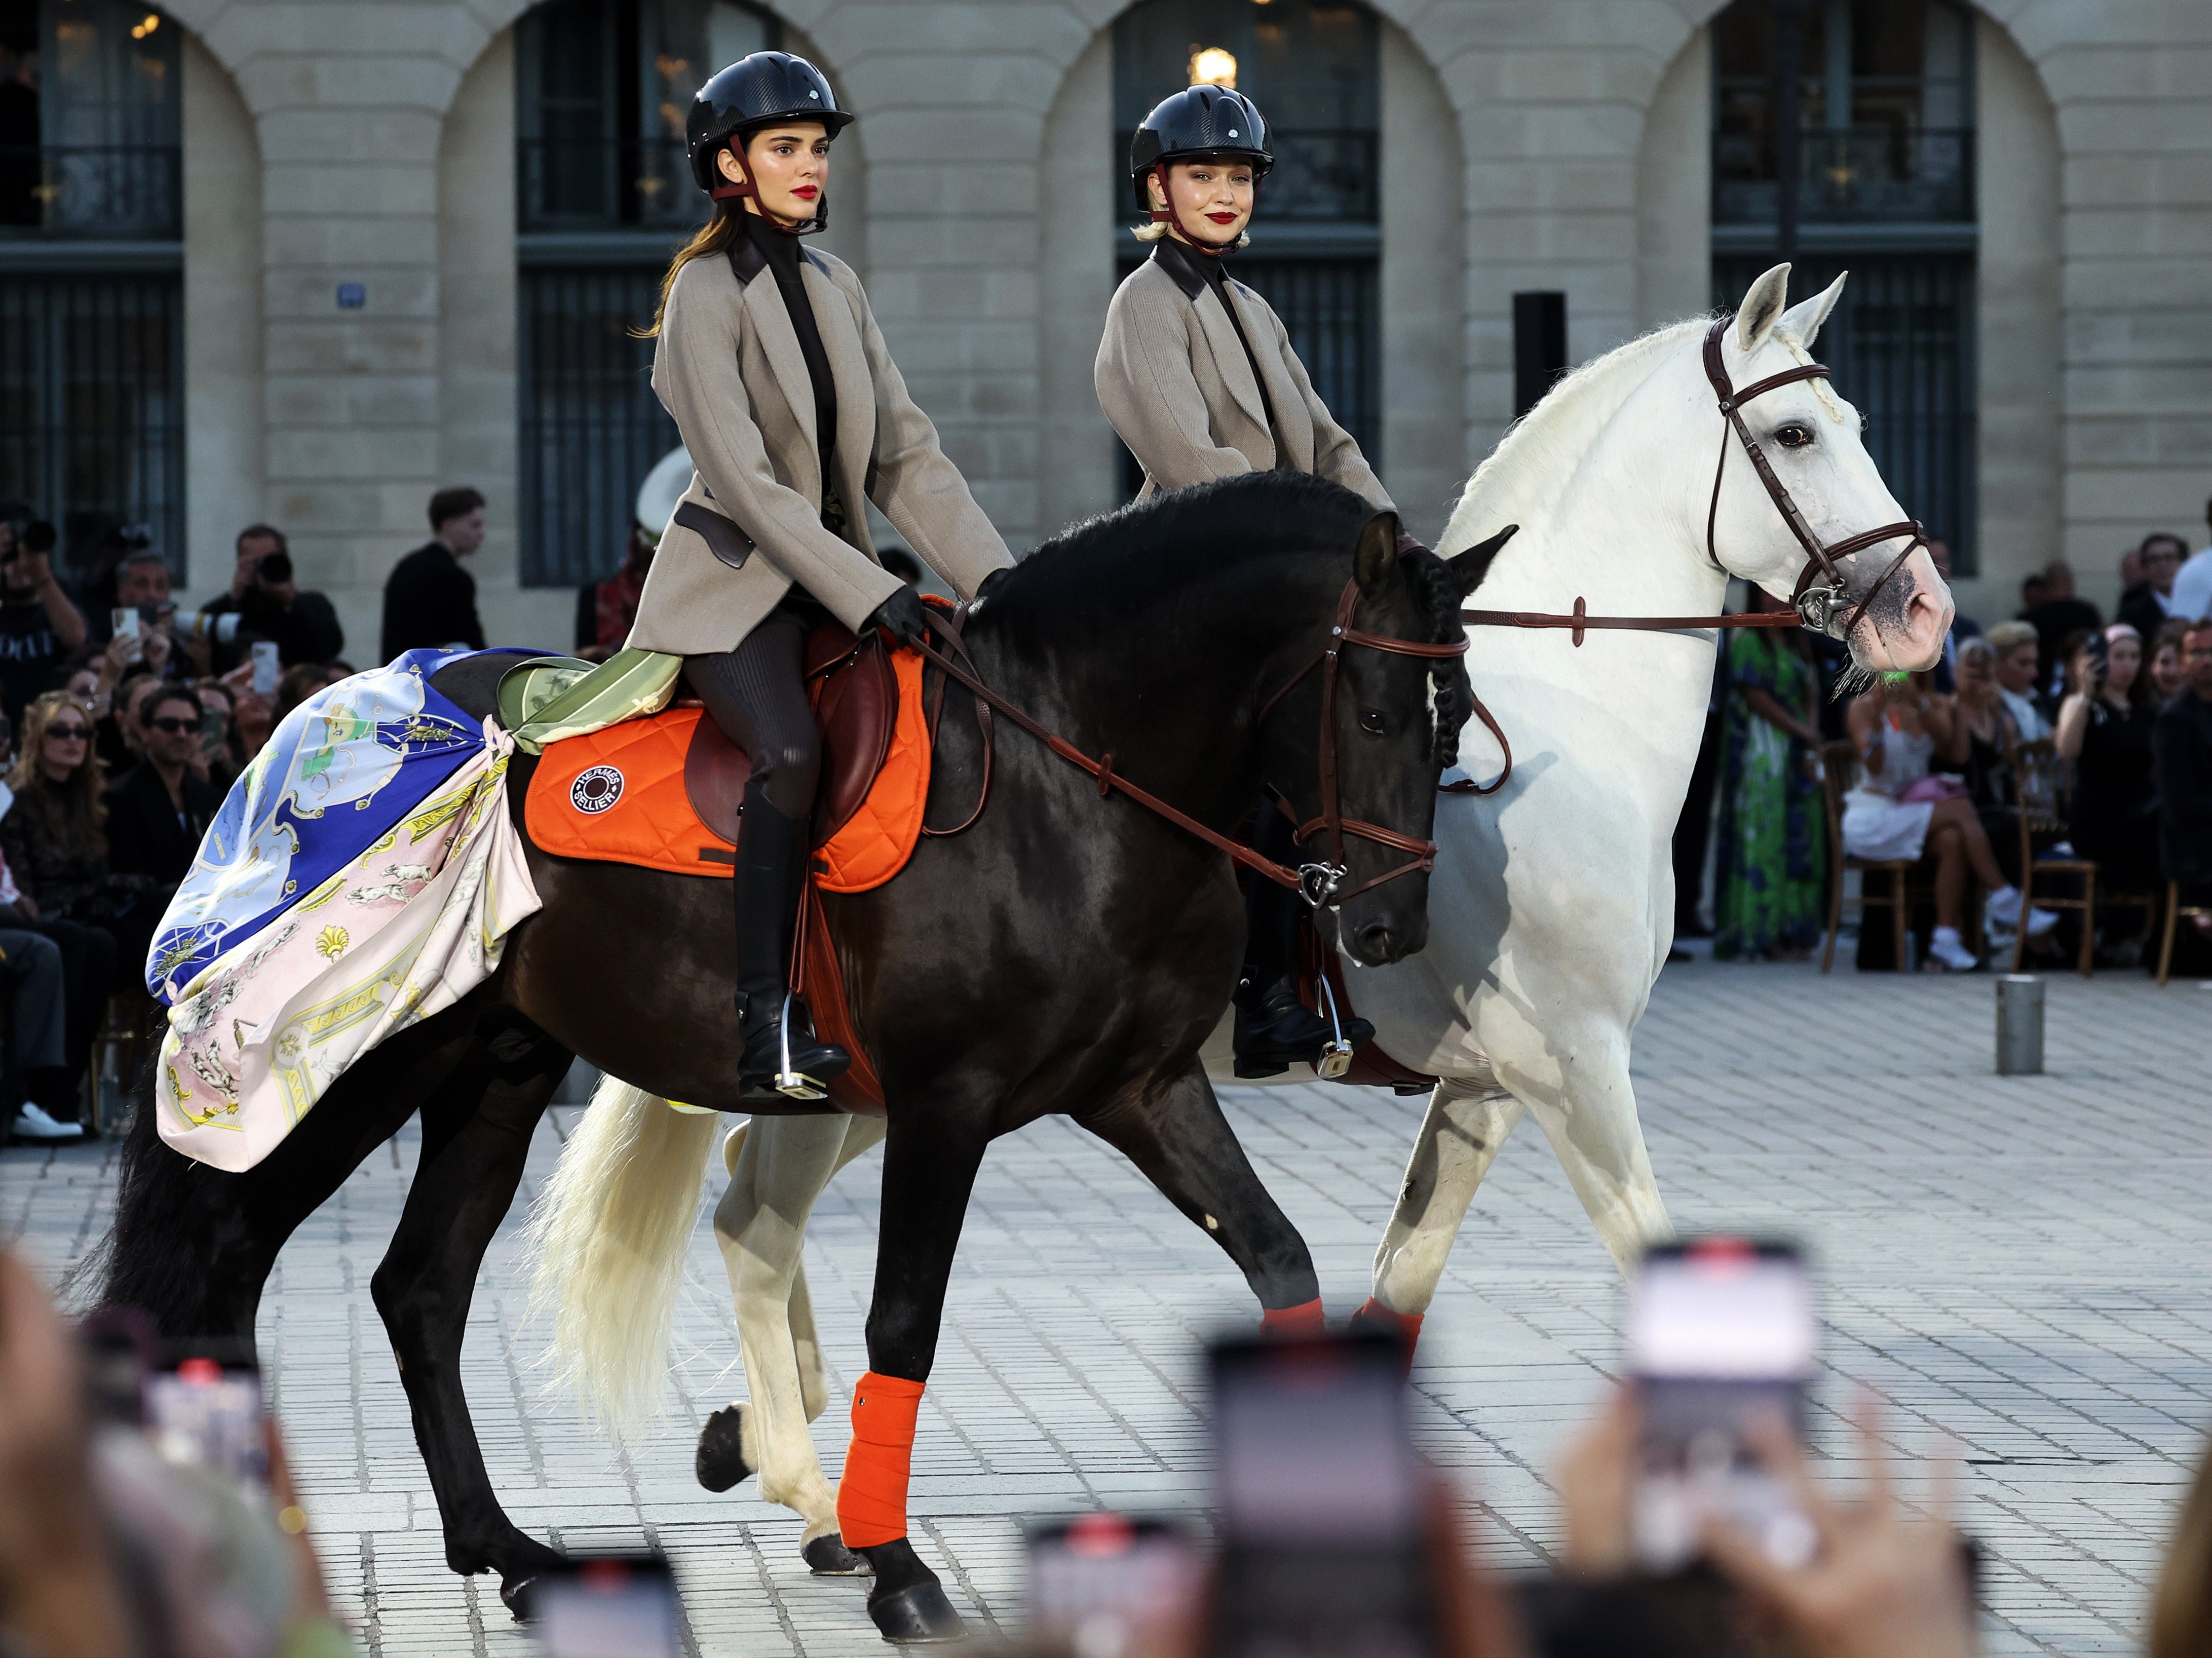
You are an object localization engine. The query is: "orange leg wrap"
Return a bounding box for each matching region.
[1352,1296,1424,1357]
[1259,1297,1326,1338]
[836,1372,926,1549]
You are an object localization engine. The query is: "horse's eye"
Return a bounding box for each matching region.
[1776,422,1815,449]
[1359,710,1387,736]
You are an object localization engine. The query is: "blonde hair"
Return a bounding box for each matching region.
[1129,221,1250,249]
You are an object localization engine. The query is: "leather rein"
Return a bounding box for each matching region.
[913,576,1468,907]
[1444,311,1927,798]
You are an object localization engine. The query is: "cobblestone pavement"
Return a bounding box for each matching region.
[5,960,2206,1656]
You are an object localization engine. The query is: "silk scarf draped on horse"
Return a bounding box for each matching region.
[146,647,546,1171]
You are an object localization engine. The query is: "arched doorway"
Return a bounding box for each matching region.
[1709,0,1979,568]
[1111,0,1381,495]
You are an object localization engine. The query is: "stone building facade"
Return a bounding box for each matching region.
[3,0,2206,652]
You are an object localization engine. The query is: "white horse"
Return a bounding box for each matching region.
[528,264,1952,1566]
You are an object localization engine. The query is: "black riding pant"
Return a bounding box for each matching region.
[685,597,824,820]
[1244,803,1304,991]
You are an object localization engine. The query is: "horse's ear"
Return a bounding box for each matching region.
[1446,524,1516,598]
[1354,510,1400,595]
[1735,262,1792,355]
[1779,270,1848,350]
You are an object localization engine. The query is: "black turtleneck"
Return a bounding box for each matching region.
[744,211,838,470]
[1151,235,1281,453]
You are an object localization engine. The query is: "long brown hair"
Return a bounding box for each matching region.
[8,690,107,854]
[642,198,745,338]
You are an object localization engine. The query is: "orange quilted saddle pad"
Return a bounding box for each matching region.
[525,645,931,894]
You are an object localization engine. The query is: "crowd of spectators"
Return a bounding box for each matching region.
[1690,501,2212,974]
[0,503,356,1147]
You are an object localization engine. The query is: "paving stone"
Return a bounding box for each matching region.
[3,960,2203,1655]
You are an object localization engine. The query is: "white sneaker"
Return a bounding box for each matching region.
[1927,927,1978,972]
[1986,885,2024,926]
[10,1104,83,1142]
[2024,906,2061,938]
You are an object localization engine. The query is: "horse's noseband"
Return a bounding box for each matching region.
[1699,313,1925,642]
[1256,574,1470,906]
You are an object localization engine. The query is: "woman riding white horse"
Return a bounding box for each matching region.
[1095,83,1397,1079]
[634,50,1010,1101]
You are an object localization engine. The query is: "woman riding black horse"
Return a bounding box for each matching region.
[638,51,1011,1100]
[1096,85,1404,1081]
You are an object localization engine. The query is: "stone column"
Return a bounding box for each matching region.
[190,1,494,658]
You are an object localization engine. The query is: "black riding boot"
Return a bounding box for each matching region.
[733,784,851,1100]
[1232,818,1374,1080]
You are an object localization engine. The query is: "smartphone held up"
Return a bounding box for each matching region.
[1627,1237,1818,1575]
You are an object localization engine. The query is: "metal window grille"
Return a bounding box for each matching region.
[0,269,184,574]
[517,264,677,589]
[1712,251,1977,571]
[1115,255,1379,499]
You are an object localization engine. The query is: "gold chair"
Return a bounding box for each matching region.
[1819,740,1915,973]
[2159,880,2212,986]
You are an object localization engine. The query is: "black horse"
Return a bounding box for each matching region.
[96,474,1496,1638]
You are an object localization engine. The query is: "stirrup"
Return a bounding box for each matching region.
[1313,975,1355,1081]
[775,992,827,1102]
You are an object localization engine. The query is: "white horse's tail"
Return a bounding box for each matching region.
[522,1075,718,1441]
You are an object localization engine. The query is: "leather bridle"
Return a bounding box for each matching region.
[1697,313,1925,641]
[1443,311,1931,799]
[916,573,1466,908]
[1254,574,1472,904]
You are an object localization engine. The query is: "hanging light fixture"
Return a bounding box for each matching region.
[1189,47,1237,88]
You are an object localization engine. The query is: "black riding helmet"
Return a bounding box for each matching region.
[687,51,855,195]
[1128,85,1272,214]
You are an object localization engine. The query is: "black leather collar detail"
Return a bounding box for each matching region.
[1149,239,1213,303]
[727,234,830,287]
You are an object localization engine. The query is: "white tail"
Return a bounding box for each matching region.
[523,1075,718,1441]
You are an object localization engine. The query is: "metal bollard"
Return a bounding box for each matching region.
[1996,975,2044,1075]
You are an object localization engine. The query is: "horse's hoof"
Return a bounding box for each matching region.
[500,1570,547,1621]
[866,1582,966,1644]
[696,1403,755,1492]
[804,1533,872,1576]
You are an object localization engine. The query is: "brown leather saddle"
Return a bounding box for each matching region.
[680,622,900,846]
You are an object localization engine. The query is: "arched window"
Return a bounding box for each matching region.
[1711,0,1978,567]
[515,0,778,588]
[1112,0,1381,493]
[0,0,184,574]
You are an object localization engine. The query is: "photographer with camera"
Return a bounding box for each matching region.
[0,504,89,733]
[193,525,345,674]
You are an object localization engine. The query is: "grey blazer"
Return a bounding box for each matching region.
[1094,252,1392,510]
[628,238,1012,657]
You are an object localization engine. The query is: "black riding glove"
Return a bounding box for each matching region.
[866,584,933,651]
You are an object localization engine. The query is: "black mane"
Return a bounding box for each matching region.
[973,473,1379,647]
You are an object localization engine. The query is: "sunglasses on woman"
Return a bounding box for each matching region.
[45,723,92,741]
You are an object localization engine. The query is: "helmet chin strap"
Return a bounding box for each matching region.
[1149,162,1241,258]
[711,141,821,236]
